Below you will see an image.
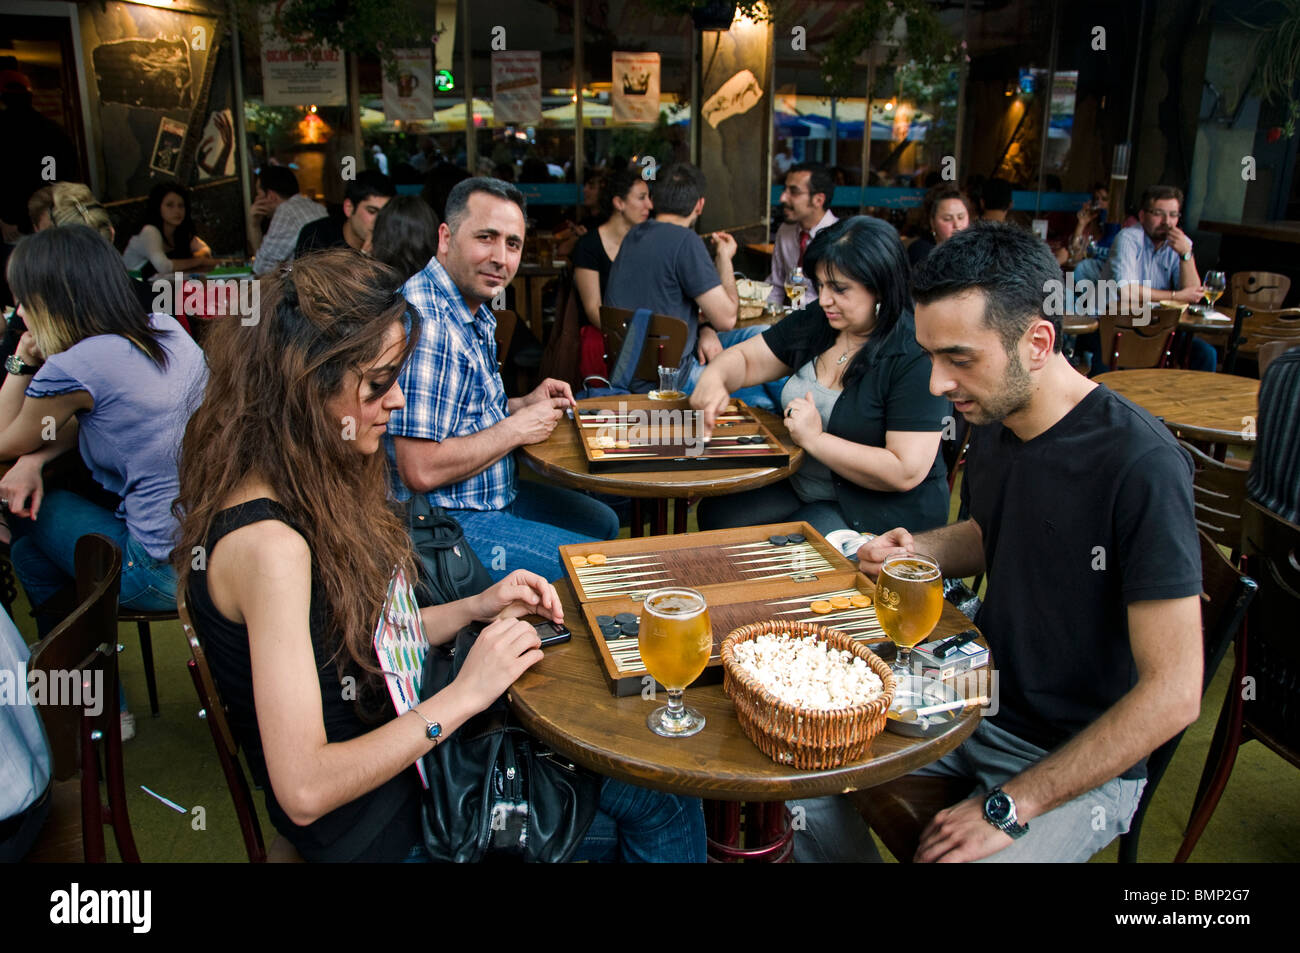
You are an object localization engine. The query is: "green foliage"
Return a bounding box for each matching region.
[820,0,958,97]
[1239,0,1300,136]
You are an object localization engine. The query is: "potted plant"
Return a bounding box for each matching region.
[1240,0,1300,138]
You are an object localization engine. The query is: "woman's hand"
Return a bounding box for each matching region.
[0,454,45,519]
[784,390,822,446]
[453,617,544,711]
[473,569,563,624]
[15,331,44,368]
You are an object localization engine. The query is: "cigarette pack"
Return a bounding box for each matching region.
[909,636,989,681]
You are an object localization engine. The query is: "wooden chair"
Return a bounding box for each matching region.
[1229,271,1290,311]
[25,534,140,863]
[1258,340,1299,378]
[854,530,1256,864]
[1223,307,1300,372]
[178,590,303,862]
[1097,307,1180,371]
[1176,501,1300,861]
[1178,440,1250,562]
[119,608,178,718]
[1117,530,1256,862]
[598,306,689,383]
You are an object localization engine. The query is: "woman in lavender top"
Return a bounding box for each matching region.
[0,225,207,633]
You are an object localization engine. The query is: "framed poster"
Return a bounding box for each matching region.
[149,117,188,175]
[492,51,541,125]
[612,52,659,124]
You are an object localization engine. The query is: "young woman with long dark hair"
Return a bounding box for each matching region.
[121,181,213,278]
[175,249,703,862]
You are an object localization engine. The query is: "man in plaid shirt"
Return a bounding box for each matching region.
[248,166,327,276]
[386,177,619,581]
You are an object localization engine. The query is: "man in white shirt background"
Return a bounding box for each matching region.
[767,162,838,308]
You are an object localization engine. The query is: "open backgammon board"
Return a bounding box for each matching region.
[572,396,789,473]
[559,522,886,696]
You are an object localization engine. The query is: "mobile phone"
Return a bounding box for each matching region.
[534,620,571,648]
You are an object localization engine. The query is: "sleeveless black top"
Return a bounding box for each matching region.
[188,499,421,862]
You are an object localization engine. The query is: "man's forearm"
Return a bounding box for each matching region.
[397,419,520,493]
[716,256,739,307]
[1002,675,1194,823]
[912,519,985,579]
[246,216,264,255]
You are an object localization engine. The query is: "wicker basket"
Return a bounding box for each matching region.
[721,620,896,770]
[738,302,766,320]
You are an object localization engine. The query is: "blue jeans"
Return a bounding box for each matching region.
[448,480,620,583]
[404,778,705,863]
[10,489,178,615]
[683,325,777,411]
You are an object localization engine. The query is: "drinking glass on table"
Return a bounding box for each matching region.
[874,553,944,675]
[639,587,712,737]
[651,365,685,401]
[784,266,808,310]
[1202,271,1226,312]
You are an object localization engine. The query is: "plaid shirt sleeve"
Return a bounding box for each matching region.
[252,197,325,276]
[388,285,469,443]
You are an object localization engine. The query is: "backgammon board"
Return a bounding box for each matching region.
[559,522,886,696]
[572,397,789,473]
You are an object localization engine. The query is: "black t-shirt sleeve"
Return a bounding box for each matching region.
[572,229,606,271]
[761,306,822,368]
[882,348,949,432]
[1114,444,1203,604]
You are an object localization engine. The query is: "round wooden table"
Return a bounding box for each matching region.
[1095,369,1259,446]
[509,579,986,861]
[519,396,805,534]
[1061,316,1099,335]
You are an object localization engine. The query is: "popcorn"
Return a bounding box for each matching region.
[731,634,884,710]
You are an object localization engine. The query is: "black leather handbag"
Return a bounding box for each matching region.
[404,494,494,607]
[419,626,600,863]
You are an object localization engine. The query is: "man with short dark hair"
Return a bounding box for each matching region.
[294,169,395,256]
[1101,184,1215,373]
[248,166,327,275]
[605,162,771,404]
[794,223,1203,863]
[386,177,619,582]
[767,162,838,307]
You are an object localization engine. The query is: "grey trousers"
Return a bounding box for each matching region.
[792,718,1145,863]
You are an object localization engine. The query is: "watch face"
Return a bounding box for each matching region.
[986,792,1011,822]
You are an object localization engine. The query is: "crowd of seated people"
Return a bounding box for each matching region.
[0,152,1287,865]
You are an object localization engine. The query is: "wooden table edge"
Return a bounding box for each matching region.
[518,450,803,498]
[507,688,981,801]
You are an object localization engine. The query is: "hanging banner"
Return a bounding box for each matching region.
[612,51,659,124]
[259,4,346,106]
[382,48,435,121]
[491,51,541,125]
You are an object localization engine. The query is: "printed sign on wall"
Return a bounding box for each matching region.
[492,51,541,125]
[382,48,435,121]
[612,51,659,124]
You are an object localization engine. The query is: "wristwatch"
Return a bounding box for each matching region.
[983,787,1029,839]
[1181,248,1194,262]
[4,354,38,376]
[410,707,443,743]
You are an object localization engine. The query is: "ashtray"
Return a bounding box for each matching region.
[885,674,961,738]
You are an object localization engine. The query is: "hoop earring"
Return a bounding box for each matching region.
[875,301,880,317]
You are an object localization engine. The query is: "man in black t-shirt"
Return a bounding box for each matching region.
[799,223,1202,863]
[294,170,395,257]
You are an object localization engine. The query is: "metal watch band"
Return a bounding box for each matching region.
[985,788,1030,840]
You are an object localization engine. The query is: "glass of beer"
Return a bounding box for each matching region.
[1202,271,1226,311]
[874,553,944,674]
[639,587,712,737]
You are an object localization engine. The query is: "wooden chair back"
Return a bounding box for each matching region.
[179,591,268,863]
[26,534,139,863]
[599,306,689,382]
[1178,439,1250,559]
[492,309,518,369]
[1258,340,1299,378]
[1117,530,1257,862]
[1233,308,1300,357]
[538,273,584,388]
[1238,500,1300,762]
[1098,307,1180,371]
[1230,271,1290,310]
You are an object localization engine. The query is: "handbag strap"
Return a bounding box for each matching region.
[608,307,653,392]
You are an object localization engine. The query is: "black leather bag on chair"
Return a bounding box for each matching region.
[404,494,494,607]
[419,626,600,863]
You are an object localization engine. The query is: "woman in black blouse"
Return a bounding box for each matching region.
[571,168,653,328]
[691,216,951,537]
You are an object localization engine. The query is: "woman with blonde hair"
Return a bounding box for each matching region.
[175,248,704,862]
